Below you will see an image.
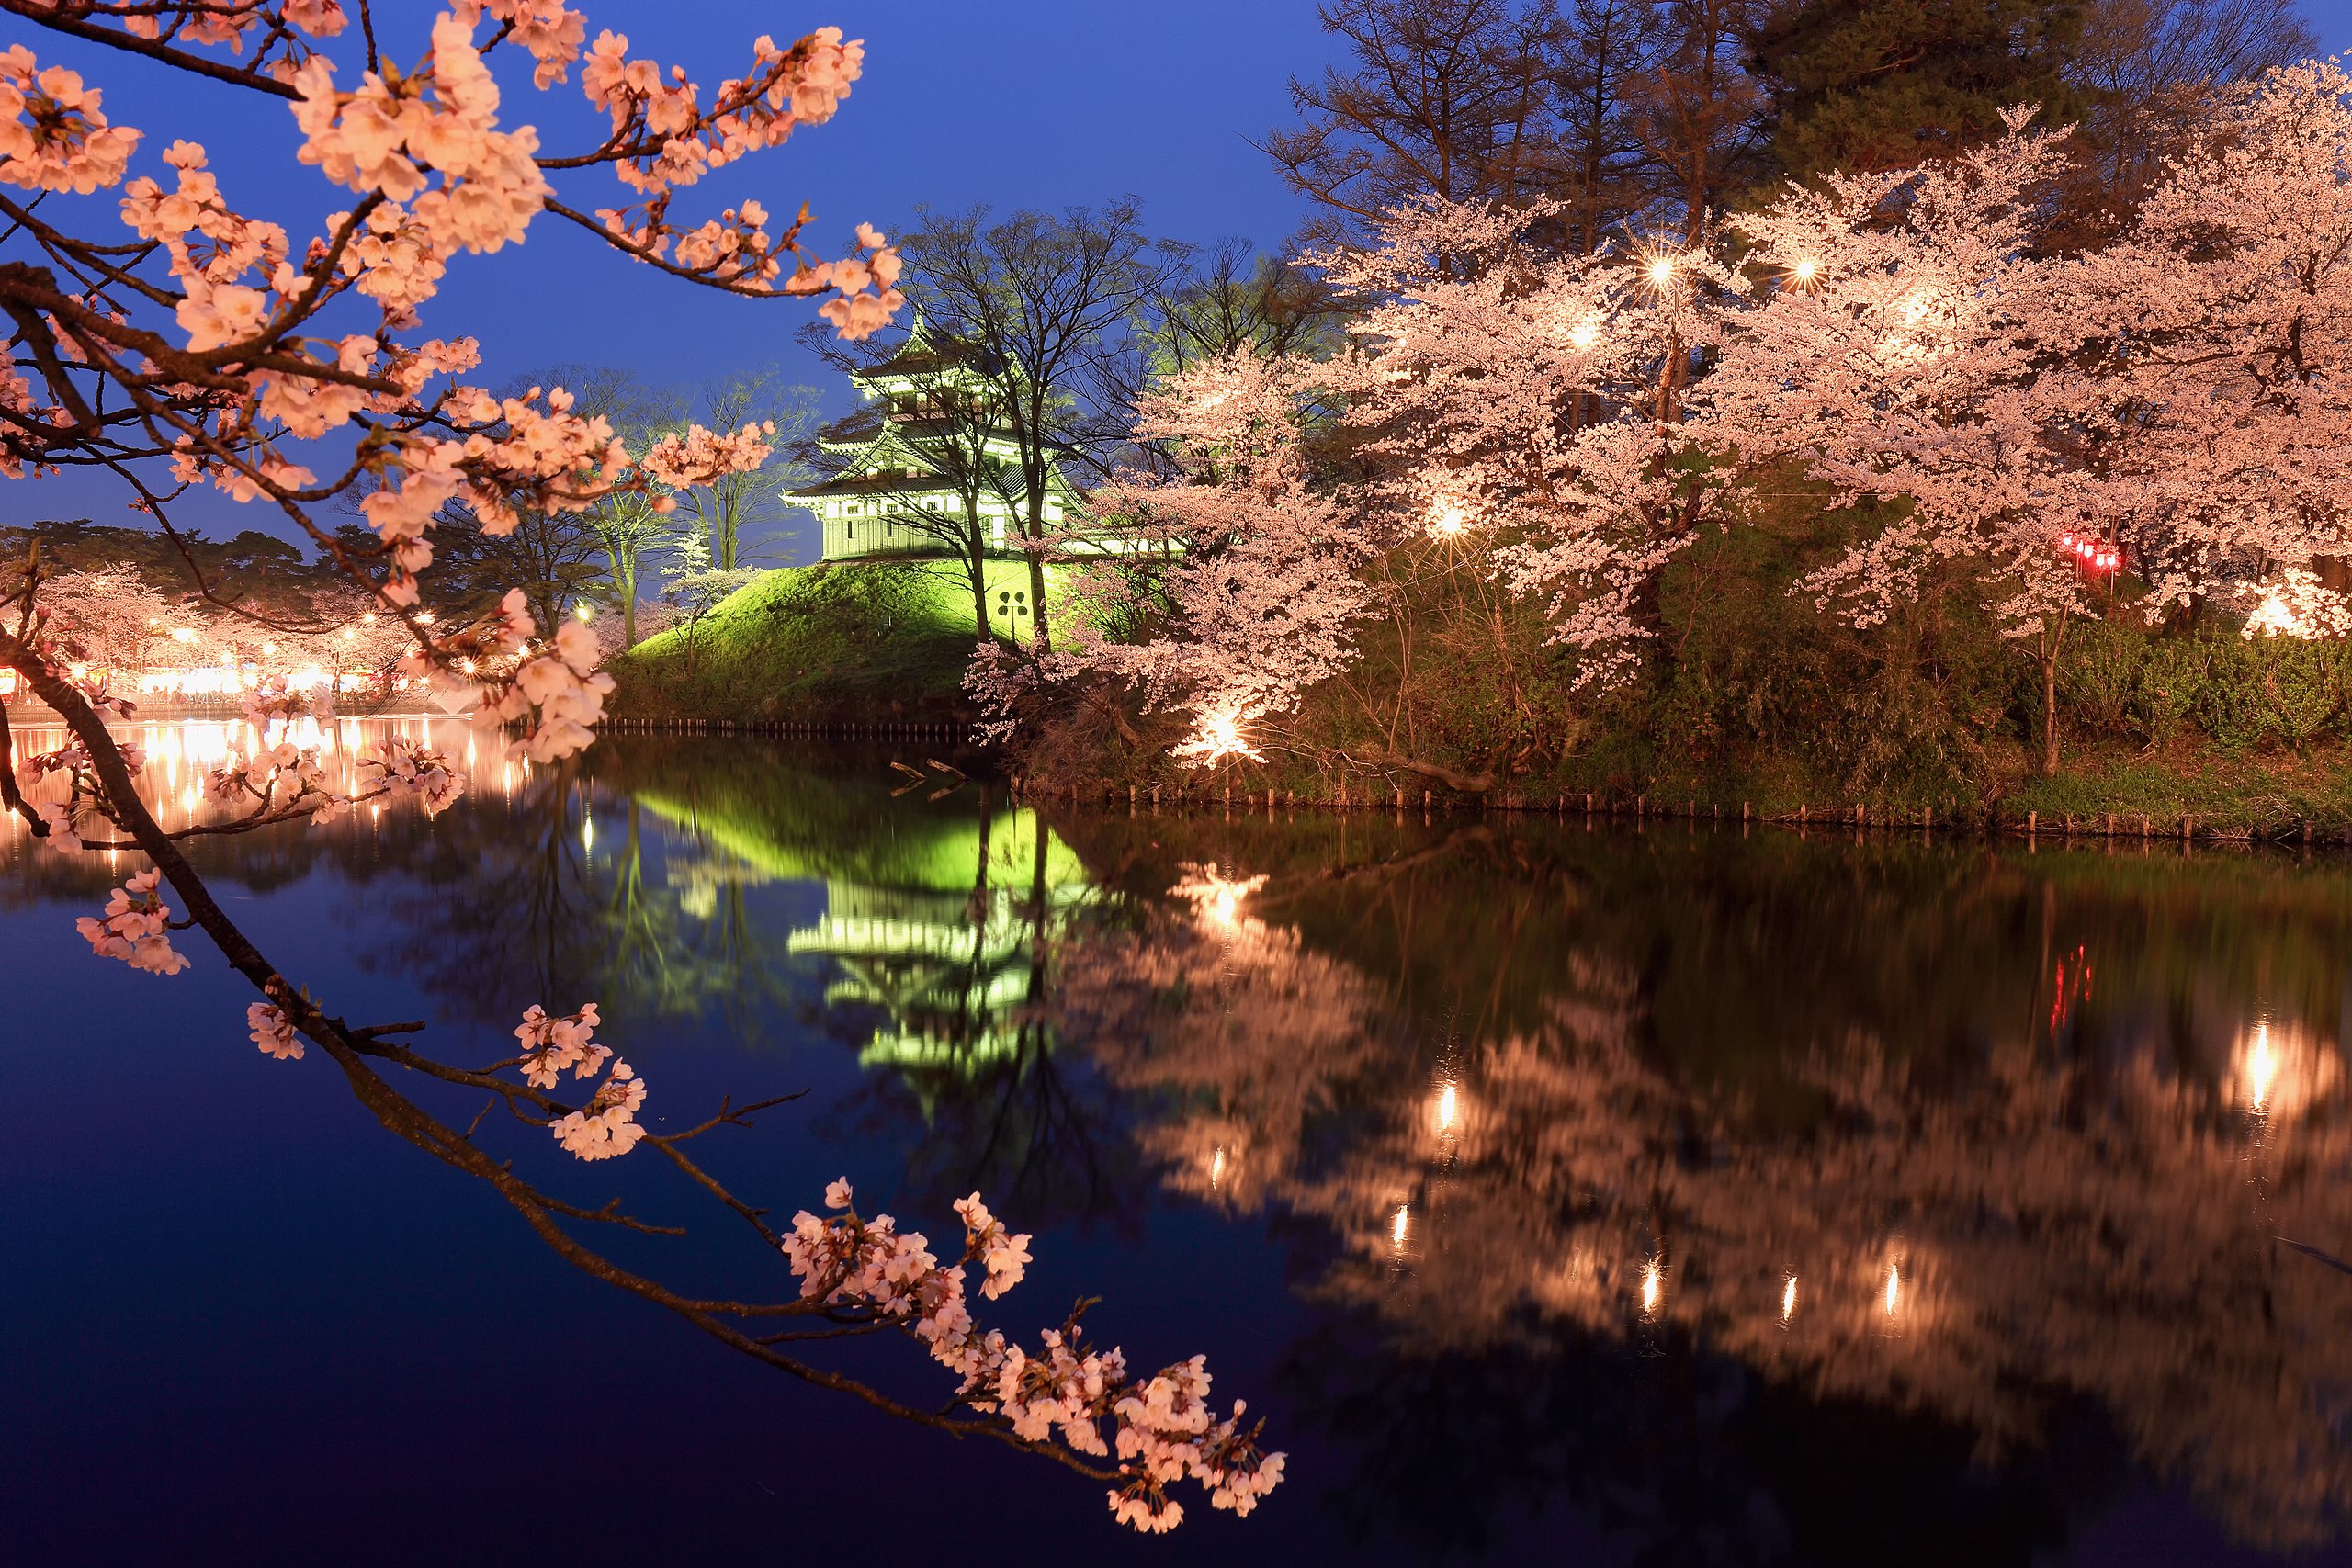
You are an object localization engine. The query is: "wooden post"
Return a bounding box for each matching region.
[2028,810,2038,837]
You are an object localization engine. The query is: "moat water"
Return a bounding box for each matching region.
[6,721,2351,1566]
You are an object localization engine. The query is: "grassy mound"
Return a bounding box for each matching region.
[607,558,1061,725]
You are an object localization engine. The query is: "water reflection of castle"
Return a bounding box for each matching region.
[786,809,1091,1076]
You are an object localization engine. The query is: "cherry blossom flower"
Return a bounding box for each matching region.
[550,1057,644,1159]
[780,1180,1283,1531]
[513,1000,608,1088]
[248,1001,303,1061]
[0,46,141,195]
[74,869,191,976]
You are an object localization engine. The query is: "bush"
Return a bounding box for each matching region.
[2131,638,2203,748]
[2255,637,2349,750]
[2191,637,2275,751]
[2061,621,2143,739]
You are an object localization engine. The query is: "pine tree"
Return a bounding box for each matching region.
[1749,0,2086,180]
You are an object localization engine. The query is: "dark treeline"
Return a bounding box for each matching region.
[1266,0,2312,246]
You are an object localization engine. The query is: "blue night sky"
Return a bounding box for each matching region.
[16,0,2352,561]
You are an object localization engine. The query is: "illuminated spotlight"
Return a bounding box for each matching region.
[1791,257,1818,283]
[576,604,594,622]
[1568,317,1600,350]
[1646,255,1676,288]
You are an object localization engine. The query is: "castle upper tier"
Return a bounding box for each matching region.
[792,317,1141,562]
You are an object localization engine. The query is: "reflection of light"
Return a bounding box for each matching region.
[1781,1273,1798,1323]
[1884,1264,1901,1319]
[1436,1081,1458,1131]
[2230,1017,2339,1122]
[1392,1204,1409,1247]
[1210,1147,1226,1189]
[581,808,594,856]
[1641,1258,1663,1315]
[1174,866,1266,931]
[2248,1024,2278,1111]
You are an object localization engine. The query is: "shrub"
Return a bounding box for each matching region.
[2061,621,2143,738]
[2132,638,2203,747]
[2253,636,2349,750]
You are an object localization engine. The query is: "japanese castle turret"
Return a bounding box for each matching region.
[791,315,1131,564]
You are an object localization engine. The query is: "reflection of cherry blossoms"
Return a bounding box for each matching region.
[1057,850,2352,1548]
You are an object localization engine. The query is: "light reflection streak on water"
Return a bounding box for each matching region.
[2,716,488,844]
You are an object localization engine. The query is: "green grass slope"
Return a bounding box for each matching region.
[607,558,1065,725]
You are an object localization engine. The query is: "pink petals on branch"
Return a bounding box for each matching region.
[550,1059,644,1159]
[248,1002,302,1061]
[781,1180,1283,1532]
[0,46,140,195]
[75,869,191,976]
[513,1001,608,1088]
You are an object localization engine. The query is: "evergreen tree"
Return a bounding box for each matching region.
[1748,0,2086,180]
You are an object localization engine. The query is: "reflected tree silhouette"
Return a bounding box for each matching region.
[1044,810,2352,1555]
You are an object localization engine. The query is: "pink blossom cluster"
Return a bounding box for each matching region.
[1042,353,1371,763]
[107,0,352,54]
[580,25,860,197]
[549,1058,645,1160]
[638,419,775,487]
[248,1000,302,1061]
[471,601,616,761]
[75,868,192,976]
[780,1180,1283,1532]
[513,1001,608,1088]
[289,16,550,260]
[203,740,334,819]
[240,674,311,728]
[801,222,905,341]
[0,45,141,195]
[452,1,586,89]
[359,735,466,817]
[119,141,288,352]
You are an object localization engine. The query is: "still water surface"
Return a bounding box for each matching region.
[4,721,2351,1566]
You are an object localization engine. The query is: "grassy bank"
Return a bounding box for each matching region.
[607,558,1066,726]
